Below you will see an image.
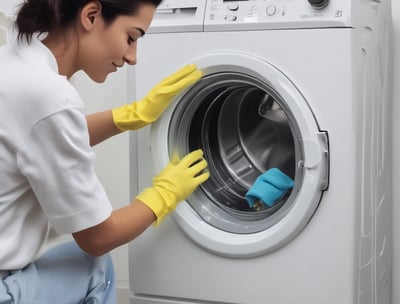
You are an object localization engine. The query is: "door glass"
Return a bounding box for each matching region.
[169,72,304,233]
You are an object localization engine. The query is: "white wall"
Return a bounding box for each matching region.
[0,0,20,16]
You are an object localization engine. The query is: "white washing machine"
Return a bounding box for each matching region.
[129,0,392,303]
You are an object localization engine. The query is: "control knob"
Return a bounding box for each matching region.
[308,0,329,9]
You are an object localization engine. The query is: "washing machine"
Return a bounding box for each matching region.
[128,0,392,303]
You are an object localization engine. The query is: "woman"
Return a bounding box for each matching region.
[0,0,209,302]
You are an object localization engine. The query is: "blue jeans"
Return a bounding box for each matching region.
[0,241,116,303]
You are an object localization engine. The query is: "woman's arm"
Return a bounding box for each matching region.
[86,110,122,146]
[71,149,209,256]
[72,201,156,256]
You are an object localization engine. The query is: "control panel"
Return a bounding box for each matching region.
[148,0,353,33]
[204,0,351,31]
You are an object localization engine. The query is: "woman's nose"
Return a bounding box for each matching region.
[124,44,137,65]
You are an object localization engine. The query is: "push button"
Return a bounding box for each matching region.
[266,4,277,16]
[225,15,238,21]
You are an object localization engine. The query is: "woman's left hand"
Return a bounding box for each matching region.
[112,64,202,131]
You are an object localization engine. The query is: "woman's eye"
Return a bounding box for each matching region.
[128,36,136,44]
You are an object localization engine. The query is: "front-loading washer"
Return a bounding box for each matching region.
[129,0,393,303]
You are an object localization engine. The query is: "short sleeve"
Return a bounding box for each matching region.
[17,107,113,234]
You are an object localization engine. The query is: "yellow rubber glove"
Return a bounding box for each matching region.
[136,149,209,226]
[112,64,203,131]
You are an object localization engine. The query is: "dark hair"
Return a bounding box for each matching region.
[15,0,162,43]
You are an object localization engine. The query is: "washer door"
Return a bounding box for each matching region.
[149,52,329,257]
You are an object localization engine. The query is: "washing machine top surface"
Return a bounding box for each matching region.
[149,0,372,33]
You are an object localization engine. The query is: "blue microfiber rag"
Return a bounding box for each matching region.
[245,168,294,207]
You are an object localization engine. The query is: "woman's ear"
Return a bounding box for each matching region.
[80,1,102,32]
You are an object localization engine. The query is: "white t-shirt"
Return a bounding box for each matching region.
[0,34,113,270]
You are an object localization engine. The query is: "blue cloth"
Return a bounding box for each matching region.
[246,168,294,207]
[0,241,116,304]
